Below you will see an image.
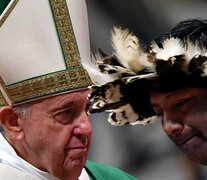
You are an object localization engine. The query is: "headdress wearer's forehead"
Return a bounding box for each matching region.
[88,18,207,126]
[0,0,93,106]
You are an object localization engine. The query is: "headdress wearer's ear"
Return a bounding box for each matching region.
[0,0,92,107]
[88,18,207,126]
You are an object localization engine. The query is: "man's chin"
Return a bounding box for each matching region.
[180,136,207,165]
[63,154,87,171]
[186,154,207,165]
[71,156,86,168]
[58,158,86,180]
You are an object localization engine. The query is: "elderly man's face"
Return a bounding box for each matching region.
[150,87,207,165]
[19,89,92,180]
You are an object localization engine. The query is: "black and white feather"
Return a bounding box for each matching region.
[111,27,153,73]
[88,27,158,126]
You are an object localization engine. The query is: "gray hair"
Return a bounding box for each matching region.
[13,103,32,118]
[0,123,4,134]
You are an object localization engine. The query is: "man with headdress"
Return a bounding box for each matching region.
[0,0,137,180]
[89,18,207,165]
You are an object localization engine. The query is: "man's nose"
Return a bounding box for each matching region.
[162,113,184,136]
[73,113,92,136]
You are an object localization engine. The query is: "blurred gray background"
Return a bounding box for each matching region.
[87,0,207,180]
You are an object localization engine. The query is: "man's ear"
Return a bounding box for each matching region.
[0,106,24,141]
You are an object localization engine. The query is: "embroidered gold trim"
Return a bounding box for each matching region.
[0,0,19,28]
[0,76,13,105]
[50,0,81,68]
[0,91,7,106]
[0,68,92,106]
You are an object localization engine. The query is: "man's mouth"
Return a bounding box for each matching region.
[65,138,89,155]
[64,146,88,160]
[65,144,89,153]
[69,146,88,150]
[179,135,197,146]
[173,132,201,146]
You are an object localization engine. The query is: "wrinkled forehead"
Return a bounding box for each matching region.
[41,88,90,103]
[22,88,91,110]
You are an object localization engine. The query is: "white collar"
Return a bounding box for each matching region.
[78,168,90,180]
[0,134,89,180]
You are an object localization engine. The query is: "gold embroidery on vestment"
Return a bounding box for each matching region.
[0,0,19,27]
[50,0,81,68]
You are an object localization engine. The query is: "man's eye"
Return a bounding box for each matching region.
[53,108,73,125]
[61,108,72,114]
[175,98,190,107]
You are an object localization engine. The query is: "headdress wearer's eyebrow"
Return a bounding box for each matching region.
[88,18,207,126]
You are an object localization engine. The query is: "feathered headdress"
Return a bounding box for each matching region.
[88,18,207,126]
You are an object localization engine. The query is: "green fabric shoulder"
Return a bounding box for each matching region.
[85,161,137,180]
[0,0,11,15]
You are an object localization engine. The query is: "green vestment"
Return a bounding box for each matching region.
[0,0,10,15]
[85,161,137,180]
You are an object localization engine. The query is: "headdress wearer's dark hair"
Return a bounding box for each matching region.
[155,18,207,49]
[88,18,207,126]
[150,18,207,93]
